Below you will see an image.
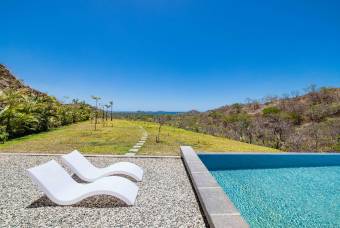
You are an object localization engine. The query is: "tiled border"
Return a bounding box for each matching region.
[180,146,249,228]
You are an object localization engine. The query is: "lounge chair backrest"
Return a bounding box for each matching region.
[27,160,77,199]
[62,150,98,173]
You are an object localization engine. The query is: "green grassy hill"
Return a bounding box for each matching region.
[0,119,279,155]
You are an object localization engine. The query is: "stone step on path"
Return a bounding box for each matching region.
[125,126,148,156]
[125,153,136,156]
[128,148,139,153]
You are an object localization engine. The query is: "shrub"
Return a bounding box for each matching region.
[262,107,280,116]
[288,112,303,125]
[0,126,9,143]
[0,88,93,139]
[334,135,340,152]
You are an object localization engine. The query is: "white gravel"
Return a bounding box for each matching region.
[0,154,206,227]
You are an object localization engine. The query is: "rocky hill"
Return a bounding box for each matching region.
[0,64,45,96]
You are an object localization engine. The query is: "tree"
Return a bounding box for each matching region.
[156,116,166,143]
[101,105,105,125]
[304,122,322,151]
[285,130,304,151]
[223,113,251,142]
[105,104,110,121]
[26,95,57,131]
[109,101,113,121]
[91,96,101,130]
[0,126,8,143]
[0,89,25,136]
[305,84,321,105]
[72,98,79,104]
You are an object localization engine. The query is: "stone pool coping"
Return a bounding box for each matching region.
[180,146,249,228]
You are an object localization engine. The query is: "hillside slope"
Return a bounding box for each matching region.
[173,87,340,152]
[0,64,45,96]
[121,87,340,152]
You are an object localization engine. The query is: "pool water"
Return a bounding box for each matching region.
[211,166,340,227]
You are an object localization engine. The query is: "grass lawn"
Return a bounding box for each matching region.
[0,120,142,154]
[137,121,280,155]
[0,119,280,155]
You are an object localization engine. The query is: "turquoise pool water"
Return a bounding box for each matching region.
[211,166,340,227]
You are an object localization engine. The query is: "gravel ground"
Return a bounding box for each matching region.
[0,154,206,227]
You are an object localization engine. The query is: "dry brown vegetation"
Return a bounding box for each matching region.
[120,86,340,152]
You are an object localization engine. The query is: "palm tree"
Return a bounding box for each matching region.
[109,101,113,121]
[105,104,110,121]
[0,89,24,136]
[101,104,105,122]
[91,96,101,130]
[72,98,79,104]
[0,88,41,137]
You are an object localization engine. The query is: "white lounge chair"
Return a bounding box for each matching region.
[61,150,144,182]
[27,160,139,206]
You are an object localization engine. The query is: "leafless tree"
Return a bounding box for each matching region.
[156,116,166,143]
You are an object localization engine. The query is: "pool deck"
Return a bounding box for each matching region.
[180,146,249,228]
[0,154,206,227]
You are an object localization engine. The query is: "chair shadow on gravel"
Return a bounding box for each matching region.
[27,195,128,208]
[27,174,129,209]
[72,173,136,183]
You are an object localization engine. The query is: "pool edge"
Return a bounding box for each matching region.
[180,146,249,228]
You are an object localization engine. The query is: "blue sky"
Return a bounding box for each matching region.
[1,0,339,111]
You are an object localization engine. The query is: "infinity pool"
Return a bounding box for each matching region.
[199,154,340,228]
